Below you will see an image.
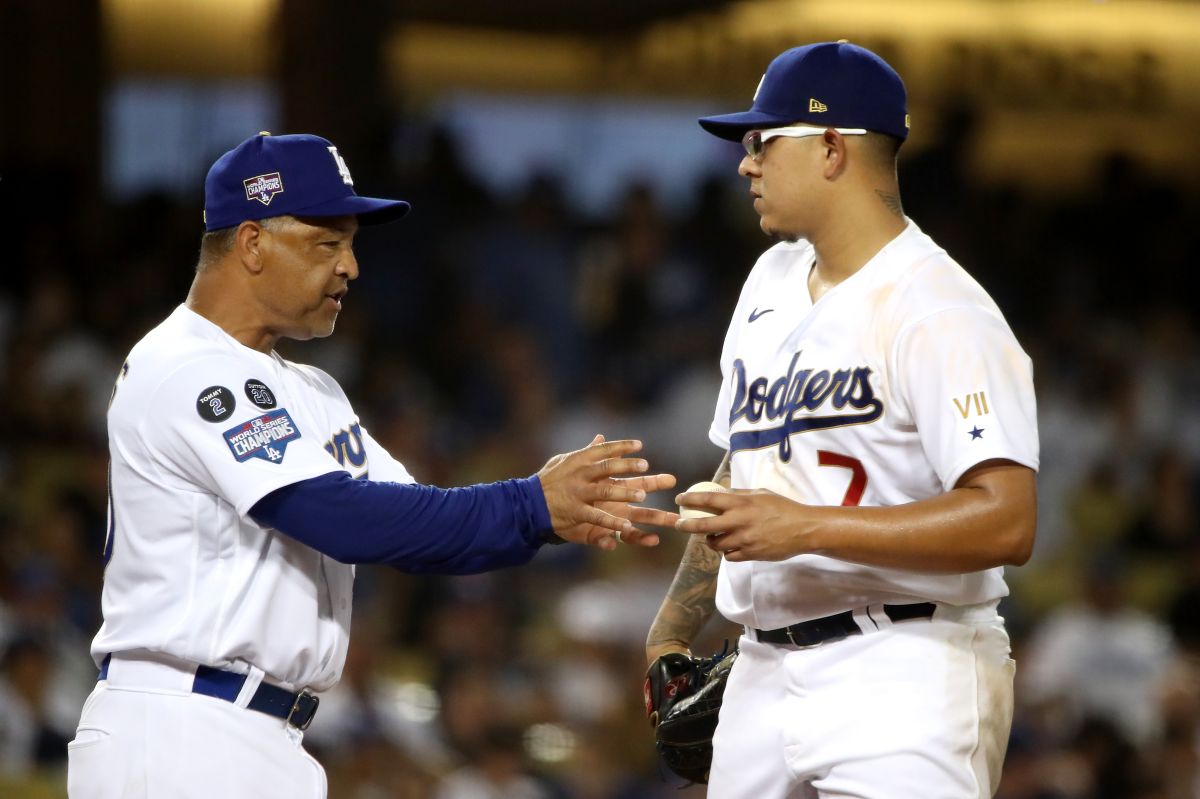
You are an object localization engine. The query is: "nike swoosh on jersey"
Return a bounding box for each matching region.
[748,308,775,322]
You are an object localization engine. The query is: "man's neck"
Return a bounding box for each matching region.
[807,202,907,303]
[186,273,278,354]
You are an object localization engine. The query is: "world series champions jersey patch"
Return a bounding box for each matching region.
[223,408,301,464]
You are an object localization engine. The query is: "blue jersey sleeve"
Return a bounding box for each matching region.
[249,472,555,574]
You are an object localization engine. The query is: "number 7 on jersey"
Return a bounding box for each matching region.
[817,450,867,507]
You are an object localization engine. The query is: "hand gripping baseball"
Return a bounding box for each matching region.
[674,487,811,561]
[537,435,678,550]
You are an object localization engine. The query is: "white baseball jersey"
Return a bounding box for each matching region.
[710,220,1039,630]
[93,305,414,692]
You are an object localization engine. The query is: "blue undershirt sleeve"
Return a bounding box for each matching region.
[248,471,556,575]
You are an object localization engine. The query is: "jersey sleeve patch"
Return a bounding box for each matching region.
[244,379,278,409]
[196,385,236,422]
[223,408,301,464]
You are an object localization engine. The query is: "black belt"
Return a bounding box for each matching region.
[753,602,937,647]
[98,655,319,730]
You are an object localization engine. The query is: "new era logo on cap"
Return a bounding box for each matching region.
[203,132,409,231]
[698,41,909,143]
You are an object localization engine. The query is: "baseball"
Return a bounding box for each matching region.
[679,481,730,519]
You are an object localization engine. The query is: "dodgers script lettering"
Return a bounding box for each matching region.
[728,352,883,461]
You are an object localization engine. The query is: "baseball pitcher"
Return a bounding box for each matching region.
[645,42,1039,797]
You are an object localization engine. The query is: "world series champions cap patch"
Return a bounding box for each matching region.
[244,173,284,206]
[223,408,301,464]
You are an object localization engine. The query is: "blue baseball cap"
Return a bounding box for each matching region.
[203,132,410,231]
[698,42,909,142]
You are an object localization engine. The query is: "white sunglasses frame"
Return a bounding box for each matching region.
[741,126,869,159]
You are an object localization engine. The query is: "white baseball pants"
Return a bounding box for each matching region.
[708,602,1015,799]
[68,657,326,799]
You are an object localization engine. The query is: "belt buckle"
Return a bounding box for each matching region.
[287,690,319,731]
[783,623,846,650]
[784,626,820,649]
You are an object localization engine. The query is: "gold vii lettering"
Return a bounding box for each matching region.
[954,392,991,418]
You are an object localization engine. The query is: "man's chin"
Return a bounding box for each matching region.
[762,225,800,244]
[758,217,800,244]
[291,321,337,342]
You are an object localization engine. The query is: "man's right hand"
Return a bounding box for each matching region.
[536,435,677,550]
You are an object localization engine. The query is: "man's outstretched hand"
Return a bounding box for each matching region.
[537,435,679,550]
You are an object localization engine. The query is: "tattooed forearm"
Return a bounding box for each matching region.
[646,536,722,653]
[875,189,903,217]
[646,453,731,655]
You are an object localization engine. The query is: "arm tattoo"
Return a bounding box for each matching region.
[646,536,722,652]
[646,453,731,652]
[875,189,903,217]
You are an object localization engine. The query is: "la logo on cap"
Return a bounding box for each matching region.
[328,146,354,186]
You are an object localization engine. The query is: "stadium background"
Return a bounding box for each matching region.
[2,1,1199,796]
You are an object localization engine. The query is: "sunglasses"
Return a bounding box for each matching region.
[741,126,868,160]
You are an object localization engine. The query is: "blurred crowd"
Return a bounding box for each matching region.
[2,106,1199,798]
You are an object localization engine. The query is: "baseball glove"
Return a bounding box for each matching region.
[644,646,738,784]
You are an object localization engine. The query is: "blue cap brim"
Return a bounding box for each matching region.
[287,194,411,225]
[698,110,792,142]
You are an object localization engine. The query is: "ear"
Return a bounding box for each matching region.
[235,220,267,274]
[821,130,849,180]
